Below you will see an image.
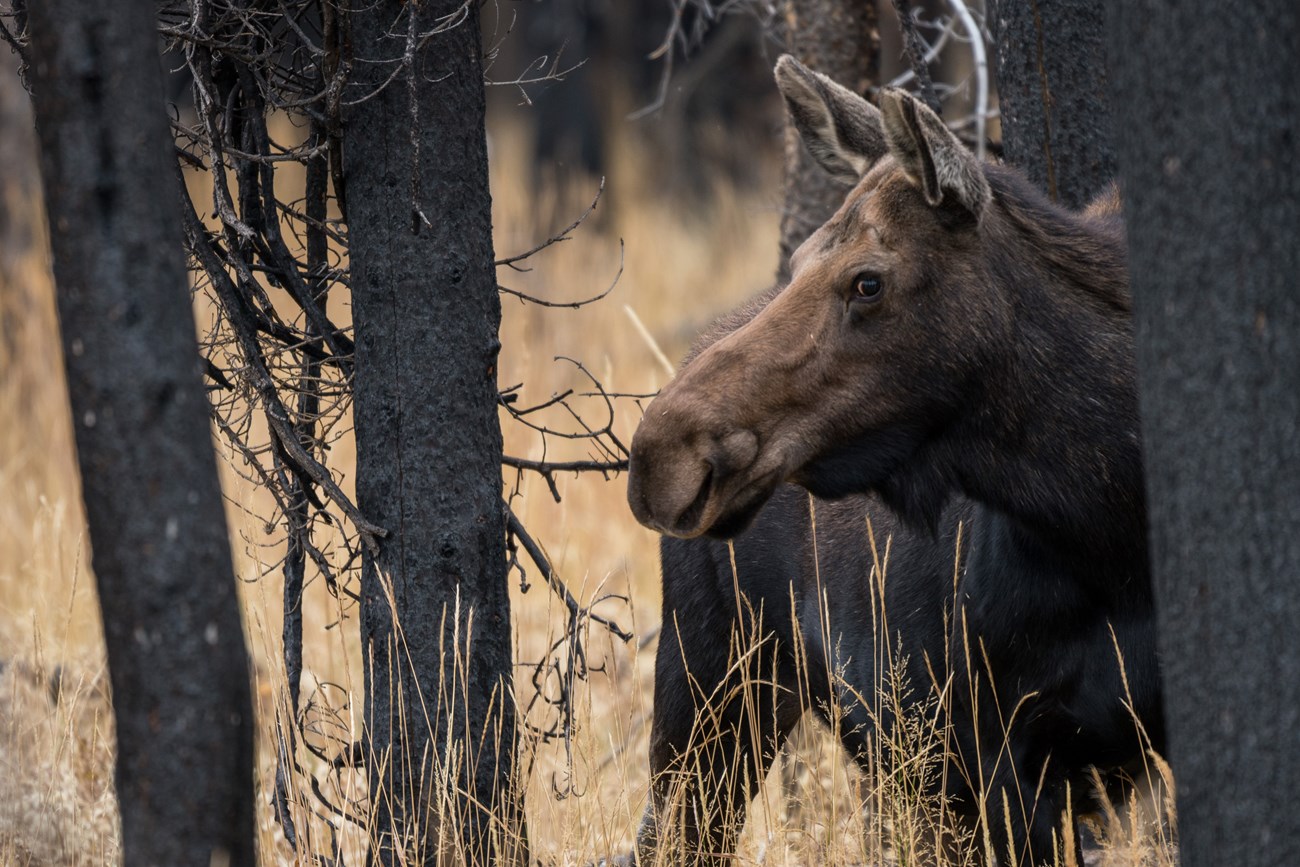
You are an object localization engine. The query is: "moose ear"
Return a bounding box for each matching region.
[879,88,990,221]
[775,54,887,185]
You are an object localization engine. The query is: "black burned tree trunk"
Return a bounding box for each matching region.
[24,0,256,864]
[987,0,1115,208]
[1108,1,1300,864]
[776,0,879,279]
[343,3,522,865]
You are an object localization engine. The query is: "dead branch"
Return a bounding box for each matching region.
[892,0,943,116]
[495,177,604,271]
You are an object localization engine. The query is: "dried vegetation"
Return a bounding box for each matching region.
[0,65,1175,867]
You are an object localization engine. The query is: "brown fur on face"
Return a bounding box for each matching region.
[627,155,1006,536]
[626,58,1130,539]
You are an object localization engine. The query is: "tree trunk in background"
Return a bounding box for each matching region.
[0,47,36,291]
[988,0,1115,208]
[775,0,880,280]
[343,3,522,864]
[25,1,256,864]
[1107,2,1300,864]
[772,0,880,825]
[0,45,53,443]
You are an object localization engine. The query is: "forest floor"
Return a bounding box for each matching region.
[0,107,1175,865]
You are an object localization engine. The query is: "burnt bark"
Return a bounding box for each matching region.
[1107,2,1300,864]
[776,0,880,280]
[988,0,1115,208]
[24,0,256,864]
[343,3,522,864]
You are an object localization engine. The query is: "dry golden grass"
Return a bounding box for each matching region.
[0,143,120,865]
[0,106,1176,866]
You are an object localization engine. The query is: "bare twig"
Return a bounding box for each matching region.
[945,0,989,159]
[495,177,604,271]
[506,508,632,645]
[0,14,28,69]
[507,505,633,797]
[886,15,956,90]
[627,0,690,120]
[892,0,943,116]
[499,239,624,308]
[179,170,386,548]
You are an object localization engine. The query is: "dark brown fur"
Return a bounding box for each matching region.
[621,58,1161,867]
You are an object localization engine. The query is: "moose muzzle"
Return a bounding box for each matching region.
[627,383,789,539]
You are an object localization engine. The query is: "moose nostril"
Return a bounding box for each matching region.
[673,462,714,535]
[715,429,760,475]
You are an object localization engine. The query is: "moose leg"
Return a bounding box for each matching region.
[982,758,1083,867]
[634,537,804,866]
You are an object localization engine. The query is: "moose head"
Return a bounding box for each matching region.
[627,56,1016,539]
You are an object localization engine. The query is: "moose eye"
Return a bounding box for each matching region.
[851,274,884,303]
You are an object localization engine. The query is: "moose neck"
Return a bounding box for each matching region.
[954,169,1147,569]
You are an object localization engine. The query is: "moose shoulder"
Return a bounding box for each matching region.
[622,56,1163,866]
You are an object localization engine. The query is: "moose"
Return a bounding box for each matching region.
[622,56,1164,866]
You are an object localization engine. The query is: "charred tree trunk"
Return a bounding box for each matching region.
[24,1,256,864]
[1108,2,1300,864]
[343,3,523,864]
[988,0,1115,208]
[776,0,880,280]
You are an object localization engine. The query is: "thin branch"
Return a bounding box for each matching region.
[498,239,624,309]
[506,508,631,644]
[886,15,956,89]
[179,173,386,548]
[502,455,629,476]
[892,0,943,116]
[0,15,28,68]
[494,177,604,271]
[946,0,988,160]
